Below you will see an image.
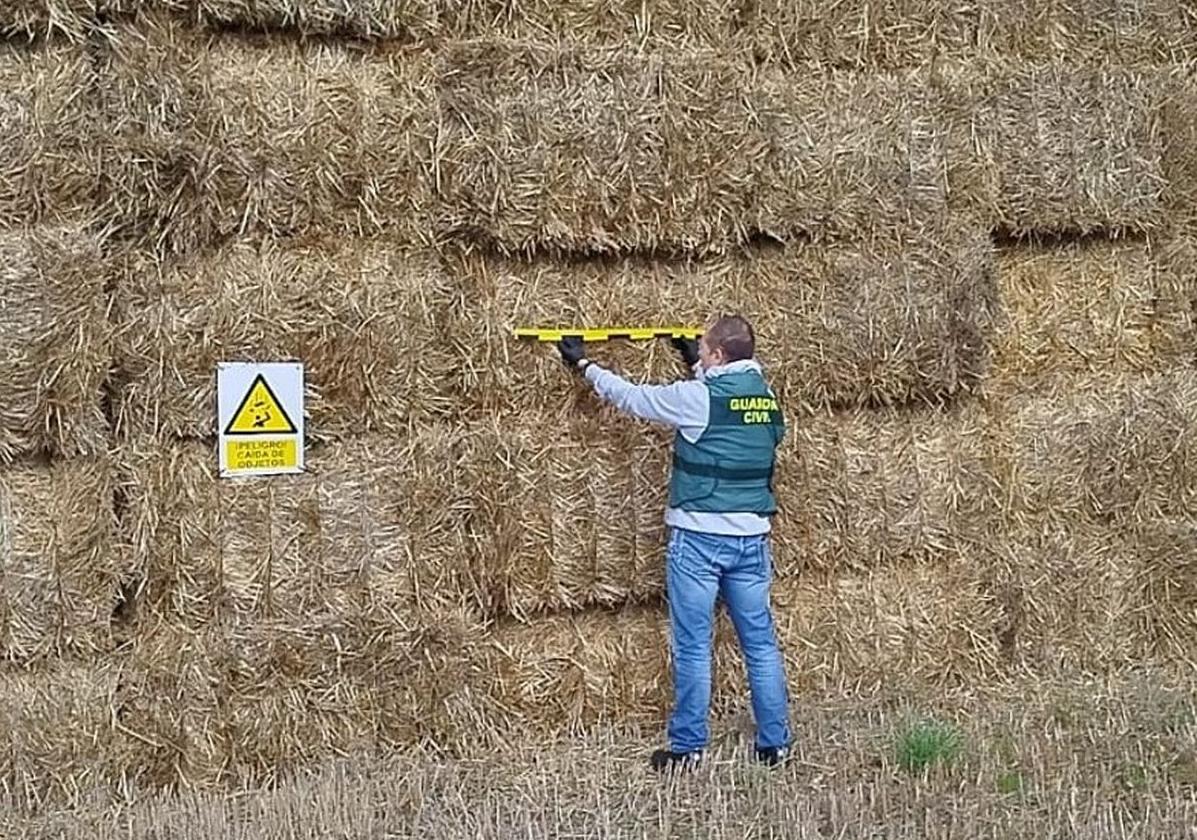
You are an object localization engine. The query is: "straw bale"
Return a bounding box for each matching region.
[119,607,485,787]
[437,43,947,254]
[1161,69,1197,223]
[113,237,454,443]
[987,236,1195,390]
[480,611,671,734]
[441,0,742,49]
[753,67,948,239]
[972,0,1194,65]
[119,431,480,631]
[0,41,97,227]
[987,369,1197,529]
[114,621,232,788]
[101,15,438,254]
[970,523,1142,671]
[944,63,1166,235]
[464,413,670,618]
[0,225,111,463]
[769,562,1003,694]
[0,458,121,664]
[182,0,437,38]
[448,222,996,417]
[0,1,93,41]
[746,1,1194,69]
[1152,228,1197,321]
[1127,518,1197,664]
[0,664,127,808]
[220,607,485,775]
[782,401,993,575]
[436,42,717,254]
[481,561,1001,730]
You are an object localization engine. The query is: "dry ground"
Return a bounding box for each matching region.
[4,669,1196,839]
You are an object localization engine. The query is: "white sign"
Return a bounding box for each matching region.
[216,362,305,477]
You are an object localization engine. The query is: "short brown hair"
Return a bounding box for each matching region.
[705,315,755,362]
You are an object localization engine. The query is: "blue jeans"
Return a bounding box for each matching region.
[665,527,791,753]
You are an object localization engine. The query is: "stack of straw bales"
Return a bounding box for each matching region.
[0,5,117,679]
[451,220,996,615]
[93,11,470,788]
[114,398,487,785]
[6,0,1197,803]
[468,222,1197,705]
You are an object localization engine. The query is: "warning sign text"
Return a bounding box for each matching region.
[225,438,298,472]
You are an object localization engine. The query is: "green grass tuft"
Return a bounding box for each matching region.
[895,720,963,772]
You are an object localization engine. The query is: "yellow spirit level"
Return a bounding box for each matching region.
[513,326,702,343]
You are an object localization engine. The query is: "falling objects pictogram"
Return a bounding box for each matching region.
[224,373,298,435]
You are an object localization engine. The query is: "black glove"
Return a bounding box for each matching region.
[671,336,701,367]
[557,336,587,370]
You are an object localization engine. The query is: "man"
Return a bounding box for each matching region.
[556,315,791,772]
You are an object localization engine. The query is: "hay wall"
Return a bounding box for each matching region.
[113,237,455,443]
[7,0,1197,805]
[0,458,120,663]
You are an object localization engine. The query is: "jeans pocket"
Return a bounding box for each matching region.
[668,530,705,578]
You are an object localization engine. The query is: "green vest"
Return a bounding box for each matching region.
[668,368,784,515]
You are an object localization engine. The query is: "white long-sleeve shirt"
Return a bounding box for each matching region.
[583,358,776,536]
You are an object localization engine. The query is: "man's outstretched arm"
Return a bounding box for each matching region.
[558,336,708,443]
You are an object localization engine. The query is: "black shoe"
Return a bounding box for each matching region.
[650,748,704,773]
[755,745,792,767]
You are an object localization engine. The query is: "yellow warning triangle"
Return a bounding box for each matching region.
[224,374,298,435]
